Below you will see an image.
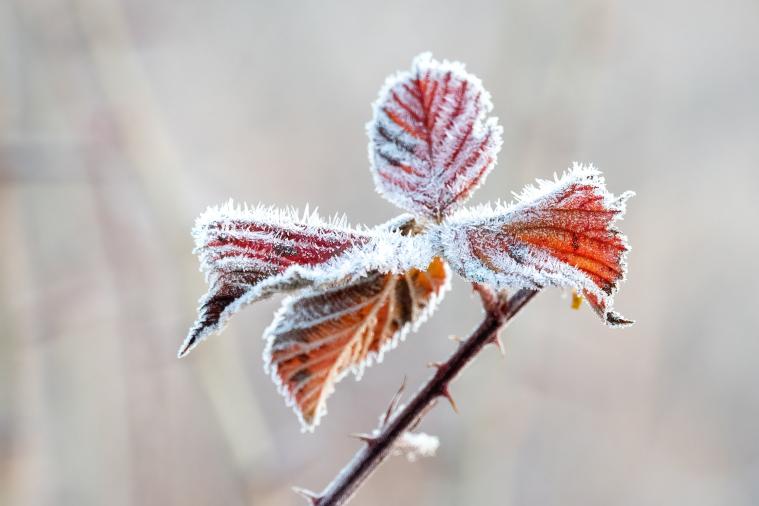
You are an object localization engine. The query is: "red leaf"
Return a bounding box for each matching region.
[368,53,502,221]
[440,165,633,326]
[179,202,372,357]
[264,257,450,430]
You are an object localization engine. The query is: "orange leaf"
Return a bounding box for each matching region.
[441,165,633,326]
[264,257,450,430]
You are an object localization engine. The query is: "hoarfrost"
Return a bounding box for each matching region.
[392,432,440,462]
[368,53,503,221]
[179,201,439,358]
[437,163,634,326]
[263,257,450,431]
[180,53,636,432]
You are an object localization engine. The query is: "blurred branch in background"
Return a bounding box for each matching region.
[2,0,274,504]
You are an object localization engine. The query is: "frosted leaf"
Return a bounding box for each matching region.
[263,257,450,431]
[368,53,503,221]
[179,202,437,358]
[438,164,634,326]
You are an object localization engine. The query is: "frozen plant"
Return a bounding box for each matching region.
[180,53,634,505]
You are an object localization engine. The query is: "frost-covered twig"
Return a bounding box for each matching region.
[180,54,633,433]
[295,287,538,506]
[178,53,634,504]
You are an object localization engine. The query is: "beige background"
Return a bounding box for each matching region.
[2,0,758,505]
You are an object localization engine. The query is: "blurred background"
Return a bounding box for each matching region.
[2,0,758,504]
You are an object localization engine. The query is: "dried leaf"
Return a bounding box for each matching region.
[368,53,503,221]
[439,164,633,326]
[264,257,450,430]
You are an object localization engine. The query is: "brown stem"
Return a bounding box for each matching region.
[297,287,539,506]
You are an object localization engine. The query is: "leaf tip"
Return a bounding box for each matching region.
[177,333,198,359]
[605,311,635,328]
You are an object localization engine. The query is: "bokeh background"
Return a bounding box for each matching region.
[2,1,758,505]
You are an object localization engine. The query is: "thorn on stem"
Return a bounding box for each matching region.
[381,376,406,427]
[349,433,377,446]
[449,334,463,344]
[292,487,321,505]
[489,334,506,356]
[427,361,445,370]
[439,386,459,413]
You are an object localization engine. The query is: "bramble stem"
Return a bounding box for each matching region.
[298,287,539,506]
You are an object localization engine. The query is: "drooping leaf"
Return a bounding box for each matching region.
[179,203,435,358]
[439,164,633,326]
[263,256,450,430]
[368,53,503,221]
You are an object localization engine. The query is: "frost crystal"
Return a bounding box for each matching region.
[438,164,634,326]
[368,53,503,221]
[392,432,440,462]
[264,256,450,431]
[181,54,635,431]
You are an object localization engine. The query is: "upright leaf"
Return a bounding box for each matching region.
[439,164,633,326]
[264,257,450,430]
[368,53,503,221]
